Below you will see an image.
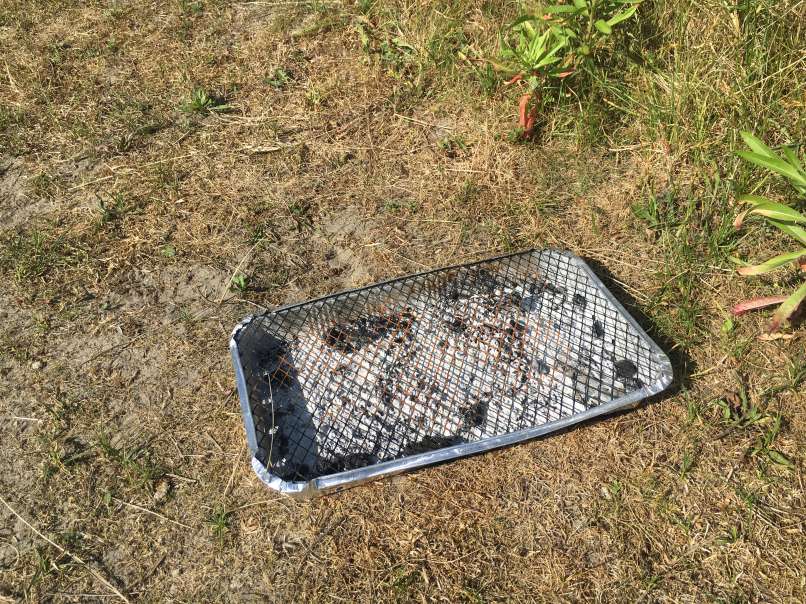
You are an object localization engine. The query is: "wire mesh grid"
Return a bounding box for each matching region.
[231,250,672,494]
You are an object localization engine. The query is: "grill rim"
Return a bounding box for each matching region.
[230,249,673,498]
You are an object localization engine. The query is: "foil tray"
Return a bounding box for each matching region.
[230,250,673,497]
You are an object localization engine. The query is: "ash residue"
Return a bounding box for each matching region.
[323,308,416,354]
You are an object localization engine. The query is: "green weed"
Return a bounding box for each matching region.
[97,193,126,225]
[209,505,232,542]
[180,88,232,114]
[266,67,293,90]
[96,434,165,490]
[230,273,249,292]
[679,450,695,478]
[497,0,642,137]
[730,131,805,332]
[0,229,84,286]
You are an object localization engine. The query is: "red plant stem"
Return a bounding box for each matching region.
[731,295,788,316]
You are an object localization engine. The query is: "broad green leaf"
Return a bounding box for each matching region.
[768,219,806,246]
[509,14,541,28]
[594,19,613,34]
[573,0,588,8]
[737,193,782,207]
[736,249,806,276]
[767,450,794,468]
[737,150,806,186]
[550,24,576,39]
[781,146,805,175]
[543,5,579,14]
[607,5,638,27]
[769,281,806,332]
[739,131,776,158]
[745,201,806,225]
[536,39,568,68]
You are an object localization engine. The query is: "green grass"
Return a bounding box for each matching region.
[208,505,233,543]
[96,434,166,491]
[0,229,89,287]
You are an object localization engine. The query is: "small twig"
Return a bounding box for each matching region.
[81,334,145,366]
[129,554,166,590]
[237,144,285,154]
[0,496,131,603]
[2,415,43,422]
[394,113,454,130]
[165,472,197,484]
[230,499,287,512]
[290,513,347,591]
[689,355,728,379]
[222,450,243,499]
[112,497,191,529]
[205,431,224,453]
[68,174,115,191]
[5,62,20,95]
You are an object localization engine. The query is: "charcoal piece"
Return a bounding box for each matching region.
[614,359,638,380]
[324,325,355,353]
[401,435,466,457]
[534,359,551,375]
[447,316,467,333]
[462,399,488,429]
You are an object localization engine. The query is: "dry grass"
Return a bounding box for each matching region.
[1,0,804,601]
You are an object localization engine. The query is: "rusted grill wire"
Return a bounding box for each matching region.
[231,250,671,489]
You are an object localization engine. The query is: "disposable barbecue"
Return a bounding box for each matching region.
[230,250,673,496]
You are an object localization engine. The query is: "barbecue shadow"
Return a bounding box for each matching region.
[247,332,321,481]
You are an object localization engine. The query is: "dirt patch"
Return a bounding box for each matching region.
[317,206,375,288]
[0,157,49,229]
[112,263,231,321]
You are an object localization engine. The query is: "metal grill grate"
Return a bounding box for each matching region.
[231,250,672,496]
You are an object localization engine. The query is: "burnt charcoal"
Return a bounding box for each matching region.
[503,291,523,308]
[469,267,500,292]
[509,318,526,332]
[259,341,288,366]
[592,320,605,338]
[626,376,644,390]
[358,309,416,341]
[377,380,395,406]
[317,452,378,475]
[268,432,289,458]
[400,435,466,457]
[447,316,467,333]
[534,359,551,374]
[268,356,296,389]
[572,293,587,308]
[462,399,488,429]
[324,325,355,353]
[541,281,565,295]
[614,359,638,380]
